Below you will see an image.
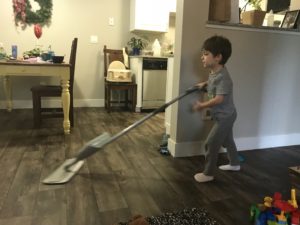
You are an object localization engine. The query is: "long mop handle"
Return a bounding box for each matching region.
[111,86,199,137]
[103,85,201,145]
[66,85,202,168]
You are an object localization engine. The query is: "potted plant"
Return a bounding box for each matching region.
[243,0,263,11]
[241,0,266,26]
[127,37,148,55]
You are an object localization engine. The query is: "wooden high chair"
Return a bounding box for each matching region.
[103,45,137,112]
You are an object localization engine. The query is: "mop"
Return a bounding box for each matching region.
[43,85,203,184]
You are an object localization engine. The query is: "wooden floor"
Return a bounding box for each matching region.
[0,107,299,225]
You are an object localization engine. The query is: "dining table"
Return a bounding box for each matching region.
[0,60,71,134]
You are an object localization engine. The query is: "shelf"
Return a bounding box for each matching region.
[206,21,300,35]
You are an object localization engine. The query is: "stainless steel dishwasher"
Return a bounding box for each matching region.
[142,57,168,109]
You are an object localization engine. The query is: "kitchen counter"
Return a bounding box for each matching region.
[129,54,174,58]
[206,21,300,35]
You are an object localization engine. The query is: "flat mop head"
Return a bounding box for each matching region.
[42,158,84,184]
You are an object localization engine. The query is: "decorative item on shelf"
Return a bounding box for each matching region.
[127,37,148,55]
[208,0,231,22]
[240,0,266,27]
[281,10,300,29]
[152,39,161,57]
[12,0,53,29]
[266,10,274,27]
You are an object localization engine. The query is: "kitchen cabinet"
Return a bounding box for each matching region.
[168,0,177,13]
[130,0,169,32]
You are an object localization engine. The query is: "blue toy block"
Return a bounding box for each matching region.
[258,212,268,225]
[238,154,245,162]
[265,211,276,221]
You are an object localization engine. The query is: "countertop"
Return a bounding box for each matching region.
[206,21,300,35]
[129,54,174,58]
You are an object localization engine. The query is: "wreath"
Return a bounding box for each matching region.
[12,0,53,28]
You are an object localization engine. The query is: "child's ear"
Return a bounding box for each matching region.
[215,53,222,63]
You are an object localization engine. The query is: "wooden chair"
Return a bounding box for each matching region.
[103,45,137,112]
[31,38,78,128]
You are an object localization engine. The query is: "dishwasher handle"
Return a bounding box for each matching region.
[143,58,168,70]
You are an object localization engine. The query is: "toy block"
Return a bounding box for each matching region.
[289,166,300,199]
[289,189,298,209]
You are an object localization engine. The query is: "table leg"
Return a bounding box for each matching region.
[3,76,12,112]
[61,78,70,134]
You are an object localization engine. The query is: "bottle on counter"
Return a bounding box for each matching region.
[122,47,129,68]
[152,39,161,57]
[48,45,55,60]
[12,45,18,59]
[267,10,274,27]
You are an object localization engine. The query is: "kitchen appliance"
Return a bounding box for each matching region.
[142,57,168,109]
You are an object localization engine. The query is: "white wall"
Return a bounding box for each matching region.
[168,0,300,156]
[0,0,176,109]
[0,0,131,108]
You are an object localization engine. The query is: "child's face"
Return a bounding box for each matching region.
[201,50,221,69]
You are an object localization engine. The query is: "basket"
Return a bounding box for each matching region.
[241,10,266,27]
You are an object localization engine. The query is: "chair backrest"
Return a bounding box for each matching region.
[69,38,78,92]
[103,45,129,78]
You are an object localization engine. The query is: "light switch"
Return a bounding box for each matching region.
[109,17,114,26]
[90,35,98,44]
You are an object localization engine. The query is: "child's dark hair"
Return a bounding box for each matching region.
[202,35,232,65]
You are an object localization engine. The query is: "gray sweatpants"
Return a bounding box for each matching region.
[203,110,239,176]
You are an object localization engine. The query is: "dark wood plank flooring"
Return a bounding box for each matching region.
[0,108,299,225]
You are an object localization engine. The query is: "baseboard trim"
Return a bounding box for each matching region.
[168,138,206,157]
[235,133,300,150]
[168,133,300,157]
[0,99,105,109]
[165,122,171,135]
[2,99,300,154]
